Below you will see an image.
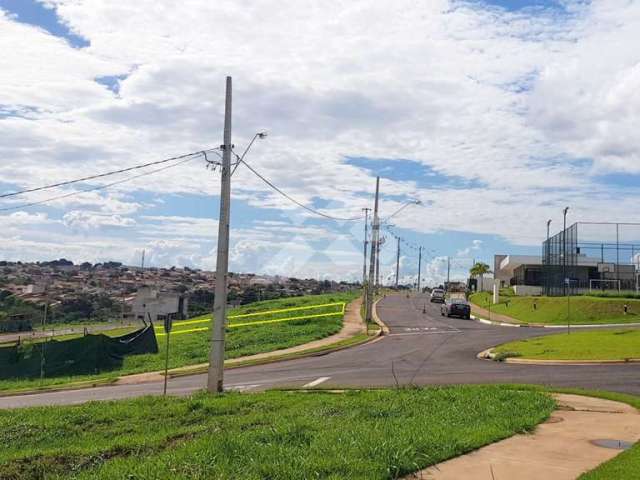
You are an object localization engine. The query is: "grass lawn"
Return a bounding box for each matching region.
[0,385,554,480]
[0,292,358,393]
[470,291,640,325]
[493,329,640,361]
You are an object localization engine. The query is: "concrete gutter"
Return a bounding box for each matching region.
[477,347,640,366]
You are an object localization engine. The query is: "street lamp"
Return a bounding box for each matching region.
[563,207,569,296]
[382,199,422,223]
[231,131,268,176]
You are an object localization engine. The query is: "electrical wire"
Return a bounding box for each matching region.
[0,155,200,212]
[0,148,217,199]
[238,159,362,222]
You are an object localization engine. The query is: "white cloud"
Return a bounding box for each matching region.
[1,0,640,278]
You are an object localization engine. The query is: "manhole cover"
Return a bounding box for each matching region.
[590,439,634,450]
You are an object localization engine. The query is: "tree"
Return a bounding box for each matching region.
[469,262,492,290]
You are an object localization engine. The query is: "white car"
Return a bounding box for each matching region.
[430,288,446,303]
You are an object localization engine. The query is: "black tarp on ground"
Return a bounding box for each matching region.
[0,324,158,380]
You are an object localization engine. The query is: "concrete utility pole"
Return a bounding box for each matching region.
[362,208,370,285]
[417,246,422,292]
[207,76,233,394]
[375,237,381,290]
[365,177,380,323]
[447,256,451,288]
[395,236,400,288]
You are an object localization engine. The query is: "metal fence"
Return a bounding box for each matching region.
[542,222,640,296]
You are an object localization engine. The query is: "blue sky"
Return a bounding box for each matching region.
[1,0,639,285]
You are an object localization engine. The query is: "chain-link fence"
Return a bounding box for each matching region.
[543,222,640,296]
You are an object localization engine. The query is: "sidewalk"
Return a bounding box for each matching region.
[405,394,640,480]
[471,304,521,324]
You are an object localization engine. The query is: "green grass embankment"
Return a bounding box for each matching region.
[470,291,640,325]
[494,329,640,361]
[0,292,358,393]
[0,386,554,479]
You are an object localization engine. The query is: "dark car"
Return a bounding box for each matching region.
[441,298,471,319]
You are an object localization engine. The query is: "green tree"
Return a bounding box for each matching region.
[470,262,491,290]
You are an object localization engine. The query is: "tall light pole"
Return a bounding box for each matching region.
[395,236,400,288]
[207,76,233,394]
[365,177,380,324]
[362,208,370,286]
[417,246,422,293]
[546,219,552,295]
[562,206,569,297]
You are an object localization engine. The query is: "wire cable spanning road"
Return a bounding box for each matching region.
[2,294,638,408]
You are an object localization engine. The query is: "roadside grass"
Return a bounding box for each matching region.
[0,292,358,393]
[0,385,554,480]
[493,329,640,361]
[470,291,640,325]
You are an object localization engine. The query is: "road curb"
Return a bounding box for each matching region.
[470,314,640,329]
[477,347,640,365]
[372,297,390,335]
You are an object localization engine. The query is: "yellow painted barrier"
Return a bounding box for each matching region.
[156,308,344,337]
[163,302,345,330]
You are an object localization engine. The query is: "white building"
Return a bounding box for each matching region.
[131,287,188,323]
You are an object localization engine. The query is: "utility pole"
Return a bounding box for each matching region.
[395,236,400,288]
[207,76,232,394]
[375,237,381,290]
[365,177,380,324]
[447,256,451,289]
[417,246,422,293]
[362,208,370,286]
[141,249,145,279]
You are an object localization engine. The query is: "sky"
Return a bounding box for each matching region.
[0,0,639,286]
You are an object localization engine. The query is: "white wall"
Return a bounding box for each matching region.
[513,285,543,296]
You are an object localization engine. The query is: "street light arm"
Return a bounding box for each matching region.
[381,199,421,223]
[231,131,268,176]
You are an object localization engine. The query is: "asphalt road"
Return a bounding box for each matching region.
[2,293,639,408]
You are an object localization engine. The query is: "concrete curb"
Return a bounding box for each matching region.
[477,347,640,366]
[471,314,640,329]
[372,297,390,335]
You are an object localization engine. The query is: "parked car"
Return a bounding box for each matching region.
[430,288,446,303]
[441,298,471,319]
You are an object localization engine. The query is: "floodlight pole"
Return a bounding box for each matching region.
[562,207,569,296]
[207,76,233,394]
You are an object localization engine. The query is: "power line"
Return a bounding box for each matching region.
[239,159,362,222]
[0,155,200,212]
[0,148,216,199]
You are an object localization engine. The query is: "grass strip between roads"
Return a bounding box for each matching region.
[493,329,640,361]
[470,291,640,325]
[0,385,554,480]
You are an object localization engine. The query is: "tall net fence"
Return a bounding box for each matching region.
[543,222,640,296]
[0,325,158,380]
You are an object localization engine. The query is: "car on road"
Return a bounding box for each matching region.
[430,288,446,303]
[441,298,471,319]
